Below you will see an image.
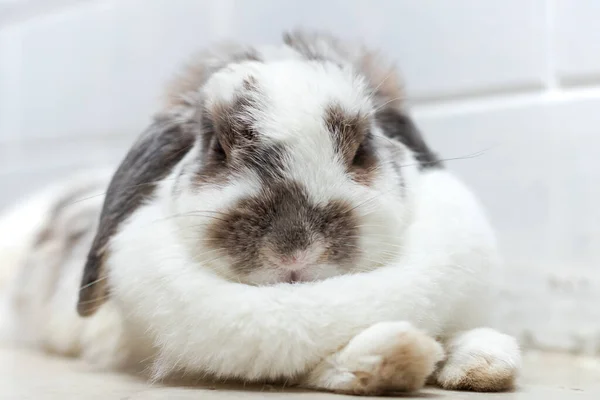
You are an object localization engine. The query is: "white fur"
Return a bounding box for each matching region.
[436,328,521,391]
[105,167,516,389]
[173,59,411,285]
[303,321,445,394]
[0,154,520,394]
[0,169,152,369]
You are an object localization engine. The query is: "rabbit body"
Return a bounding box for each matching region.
[0,31,520,395]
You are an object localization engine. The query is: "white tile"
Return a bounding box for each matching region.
[0,25,22,142]
[8,0,225,142]
[0,133,131,208]
[0,1,95,26]
[232,0,547,100]
[107,0,224,132]
[0,166,76,209]
[413,95,600,269]
[16,1,120,139]
[554,0,600,85]
[0,134,132,175]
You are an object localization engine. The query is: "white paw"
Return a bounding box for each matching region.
[307,321,444,395]
[436,328,521,392]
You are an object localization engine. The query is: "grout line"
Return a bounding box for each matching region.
[543,0,559,92]
[407,83,544,107]
[557,74,600,89]
[411,83,600,118]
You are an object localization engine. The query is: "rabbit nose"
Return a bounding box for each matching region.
[280,250,309,268]
[263,247,323,271]
[264,249,308,270]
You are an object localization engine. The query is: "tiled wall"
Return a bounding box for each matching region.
[2,0,600,354]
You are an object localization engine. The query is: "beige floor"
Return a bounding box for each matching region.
[1,347,599,399]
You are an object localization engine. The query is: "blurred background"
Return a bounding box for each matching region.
[1,0,599,357]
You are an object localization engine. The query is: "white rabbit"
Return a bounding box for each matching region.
[0,30,520,395]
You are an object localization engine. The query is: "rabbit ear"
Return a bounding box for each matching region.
[77,115,196,317]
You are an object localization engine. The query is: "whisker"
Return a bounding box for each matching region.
[77,294,111,305]
[194,248,225,258]
[158,213,229,223]
[368,69,395,99]
[65,176,181,207]
[79,275,108,292]
[346,188,397,214]
[371,96,405,114]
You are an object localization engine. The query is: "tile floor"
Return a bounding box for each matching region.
[1,347,599,399]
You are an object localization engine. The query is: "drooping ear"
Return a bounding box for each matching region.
[375,107,443,169]
[77,115,196,317]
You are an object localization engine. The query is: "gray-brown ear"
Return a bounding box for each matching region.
[77,115,196,317]
[163,41,261,110]
[375,108,443,170]
[282,29,404,109]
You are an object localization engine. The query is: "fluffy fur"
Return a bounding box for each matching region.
[0,30,521,395]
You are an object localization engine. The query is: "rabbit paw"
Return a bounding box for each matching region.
[435,328,520,392]
[305,321,444,395]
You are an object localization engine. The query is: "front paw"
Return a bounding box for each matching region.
[305,321,445,395]
[435,328,520,392]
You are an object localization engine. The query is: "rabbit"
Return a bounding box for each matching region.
[0,169,148,368]
[0,30,521,395]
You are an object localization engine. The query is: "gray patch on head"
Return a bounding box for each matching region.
[324,103,368,163]
[323,102,378,185]
[195,78,288,186]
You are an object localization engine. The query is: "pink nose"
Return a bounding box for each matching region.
[281,254,300,264]
[266,250,310,271]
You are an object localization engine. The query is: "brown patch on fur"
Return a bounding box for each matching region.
[324,103,377,185]
[440,361,516,392]
[19,183,103,306]
[193,81,265,187]
[164,43,261,109]
[204,181,359,281]
[192,108,230,186]
[33,183,102,247]
[212,95,257,152]
[332,329,443,396]
[78,116,196,317]
[324,103,366,163]
[192,78,291,189]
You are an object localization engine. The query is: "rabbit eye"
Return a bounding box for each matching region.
[203,116,228,163]
[212,136,227,161]
[352,137,373,167]
[347,132,378,186]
